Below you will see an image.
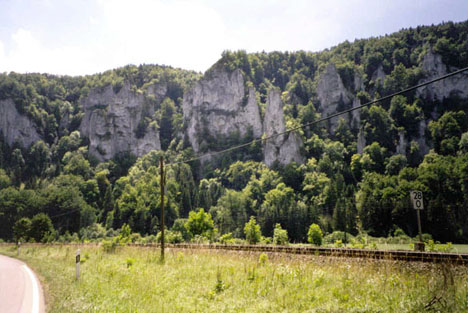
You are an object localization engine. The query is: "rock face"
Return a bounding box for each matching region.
[183,68,262,154]
[371,64,386,85]
[0,99,41,147]
[417,48,468,101]
[79,83,162,160]
[396,130,407,155]
[263,89,303,167]
[316,63,354,130]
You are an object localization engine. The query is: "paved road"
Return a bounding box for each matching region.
[0,254,45,313]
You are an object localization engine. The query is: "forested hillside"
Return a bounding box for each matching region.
[0,21,467,244]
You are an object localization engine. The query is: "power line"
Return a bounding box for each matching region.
[168,66,468,166]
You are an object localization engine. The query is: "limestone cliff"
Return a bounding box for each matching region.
[0,99,41,147]
[79,83,162,160]
[316,63,354,130]
[182,68,262,154]
[417,48,468,101]
[263,89,303,167]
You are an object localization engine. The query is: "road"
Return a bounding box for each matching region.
[0,254,45,313]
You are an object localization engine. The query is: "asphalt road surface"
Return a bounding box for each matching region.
[0,254,45,313]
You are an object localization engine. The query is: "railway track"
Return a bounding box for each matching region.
[3,242,467,264]
[130,243,468,265]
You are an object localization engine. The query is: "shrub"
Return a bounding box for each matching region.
[308,223,323,246]
[393,227,407,237]
[260,236,272,245]
[323,231,354,245]
[244,217,261,245]
[79,223,107,240]
[155,230,184,244]
[102,238,119,253]
[186,209,215,240]
[426,240,454,252]
[333,240,344,248]
[422,233,433,242]
[272,224,288,245]
[13,217,32,242]
[219,233,234,244]
[29,213,54,242]
[258,253,268,265]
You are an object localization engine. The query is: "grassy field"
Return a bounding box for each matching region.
[1,245,467,313]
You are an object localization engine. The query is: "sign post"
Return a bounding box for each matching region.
[76,249,81,280]
[410,191,425,251]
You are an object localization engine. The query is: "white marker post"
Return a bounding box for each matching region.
[17,241,21,256]
[76,249,81,280]
[410,190,425,251]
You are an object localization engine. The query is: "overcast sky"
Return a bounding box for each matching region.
[0,0,467,76]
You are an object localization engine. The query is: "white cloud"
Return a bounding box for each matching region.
[1,0,467,75]
[0,28,99,75]
[97,0,228,71]
[0,0,228,75]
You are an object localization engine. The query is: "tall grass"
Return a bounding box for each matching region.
[1,245,467,312]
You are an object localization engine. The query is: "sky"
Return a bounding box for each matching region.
[0,0,467,76]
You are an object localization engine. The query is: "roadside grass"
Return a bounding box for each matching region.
[1,245,467,313]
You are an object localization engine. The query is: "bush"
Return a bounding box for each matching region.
[79,223,107,240]
[219,233,233,244]
[393,227,406,237]
[171,218,191,242]
[323,231,354,245]
[244,217,261,245]
[426,240,454,252]
[13,217,32,242]
[186,209,215,240]
[422,233,433,242]
[155,230,184,244]
[260,236,272,245]
[191,235,210,244]
[102,239,119,253]
[258,253,268,265]
[308,223,323,246]
[272,224,288,245]
[29,213,55,243]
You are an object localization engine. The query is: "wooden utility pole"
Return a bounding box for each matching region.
[160,156,165,261]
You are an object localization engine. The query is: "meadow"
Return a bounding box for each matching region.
[1,244,467,313]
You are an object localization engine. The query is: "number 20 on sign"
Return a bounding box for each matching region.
[410,191,424,210]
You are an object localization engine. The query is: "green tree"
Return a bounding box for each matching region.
[13,217,32,242]
[244,216,261,244]
[272,223,288,245]
[186,208,215,239]
[429,111,467,155]
[29,213,54,242]
[308,223,323,246]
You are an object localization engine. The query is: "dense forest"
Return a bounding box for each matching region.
[0,21,467,244]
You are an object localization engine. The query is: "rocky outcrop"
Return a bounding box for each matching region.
[416,119,430,155]
[316,63,354,130]
[182,68,262,154]
[396,130,407,155]
[0,99,41,147]
[357,127,366,154]
[263,89,303,167]
[371,64,386,86]
[79,83,162,160]
[417,48,468,101]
